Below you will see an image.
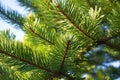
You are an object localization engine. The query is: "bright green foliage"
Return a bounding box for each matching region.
[0,0,120,80]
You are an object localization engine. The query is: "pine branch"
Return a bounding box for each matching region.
[0,62,19,80]
[105,42,120,51]
[0,4,23,26]
[17,0,32,8]
[55,3,95,41]
[60,72,75,80]
[79,32,120,54]
[86,0,97,9]
[0,61,34,80]
[49,72,75,80]
[108,0,116,4]
[59,40,71,72]
[0,49,53,74]
[97,31,120,45]
[27,26,55,45]
[48,40,71,79]
[86,0,94,8]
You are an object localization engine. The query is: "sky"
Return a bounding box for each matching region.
[0,0,29,40]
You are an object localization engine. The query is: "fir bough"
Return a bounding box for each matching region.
[0,0,120,80]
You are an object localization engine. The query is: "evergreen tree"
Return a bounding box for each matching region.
[0,0,120,80]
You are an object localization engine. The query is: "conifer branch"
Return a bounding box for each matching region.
[59,40,71,72]
[86,0,96,9]
[79,32,120,53]
[17,0,32,8]
[49,72,75,80]
[27,26,55,45]
[108,0,116,4]
[86,0,94,8]
[0,4,23,26]
[60,72,75,80]
[55,4,95,41]
[97,32,120,45]
[0,49,76,79]
[0,49,54,74]
[105,43,120,51]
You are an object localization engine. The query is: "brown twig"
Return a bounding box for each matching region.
[55,3,95,41]
[28,26,54,45]
[59,40,71,72]
[0,49,76,79]
[0,49,54,74]
[97,32,120,45]
[105,42,120,51]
